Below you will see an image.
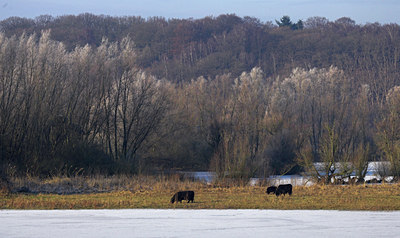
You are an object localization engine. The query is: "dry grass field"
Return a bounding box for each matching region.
[1,176,400,210]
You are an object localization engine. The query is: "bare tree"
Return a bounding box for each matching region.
[377,86,400,181]
[272,67,358,183]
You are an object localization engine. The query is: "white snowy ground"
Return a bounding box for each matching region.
[1,209,400,238]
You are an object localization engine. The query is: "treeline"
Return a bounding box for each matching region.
[0,14,399,183]
[1,14,399,89]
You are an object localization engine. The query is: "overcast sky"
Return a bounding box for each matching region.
[1,0,399,24]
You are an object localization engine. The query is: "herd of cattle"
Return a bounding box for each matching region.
[266,184,292,196]
[170,184,293,203]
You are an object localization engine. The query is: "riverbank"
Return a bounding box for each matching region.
[1,182,400,210]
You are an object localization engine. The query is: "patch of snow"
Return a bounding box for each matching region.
[1,209,400,238]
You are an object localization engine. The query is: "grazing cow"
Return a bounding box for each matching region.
[275,184,292,197]
[170,190,195,203]
[266,186,277,194]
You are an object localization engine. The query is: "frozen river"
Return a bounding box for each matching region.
[1,209,400,238]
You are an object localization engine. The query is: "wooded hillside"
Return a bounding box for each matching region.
[0,14,399,183]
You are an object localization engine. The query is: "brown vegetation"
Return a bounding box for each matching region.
[1,177,400,210]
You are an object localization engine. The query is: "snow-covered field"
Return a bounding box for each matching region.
[1,209,400,238]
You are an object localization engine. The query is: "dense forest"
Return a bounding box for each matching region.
[0,14,399,183]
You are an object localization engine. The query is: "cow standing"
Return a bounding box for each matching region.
[275,184,293,197]
[266,186,277,194]
[170,191,195,203]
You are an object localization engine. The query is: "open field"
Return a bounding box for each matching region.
[1,177,400,210]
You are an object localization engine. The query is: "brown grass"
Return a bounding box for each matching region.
[1,176,400,210]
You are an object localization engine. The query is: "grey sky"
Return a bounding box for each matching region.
[1,0,399,24]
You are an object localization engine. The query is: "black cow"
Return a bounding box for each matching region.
[275,184,292,197]
[266,186,277,194]
[170,190,195,203]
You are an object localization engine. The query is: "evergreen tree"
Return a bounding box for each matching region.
[276,16,293,27]
[276,16,303,30]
